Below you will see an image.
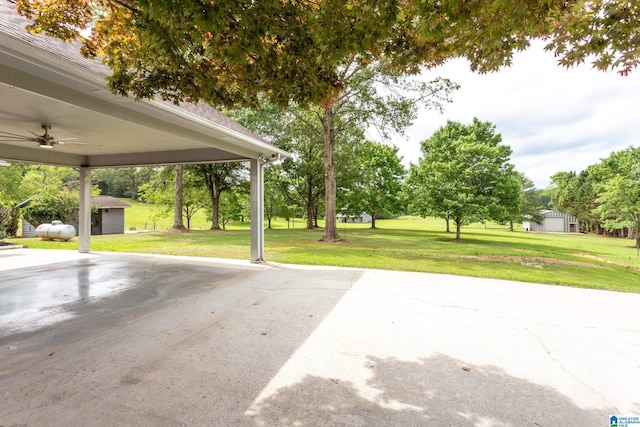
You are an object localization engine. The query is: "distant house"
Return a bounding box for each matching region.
[91,196,131,235]
[523,210,579,233]
[337,213,372,224]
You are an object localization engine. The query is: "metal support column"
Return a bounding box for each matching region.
[78,167,91,253]
[250,158,265,262]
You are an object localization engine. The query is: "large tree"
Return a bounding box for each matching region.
[514,174,545,231]
[228,103,326,230]
[314,63,455,240]
[344,141,406,229]
[231,65,455,239]
[487,168,522,231]
[548,168,602,232]
[410,118,515,240]
[188,163,246,230]
[172,164,186,231]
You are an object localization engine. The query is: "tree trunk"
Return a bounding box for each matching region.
[306,201,314,229]
[204,183,221,230]
[455,217,462,240]
[320,104,340,241]
[445,215,450,233]
[371,212,376,229]
[172,164,186,230]
[509,220,514,232]
[211,192,220,230]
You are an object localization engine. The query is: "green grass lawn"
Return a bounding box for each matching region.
[118,198,213,231]
[7,212,640,294]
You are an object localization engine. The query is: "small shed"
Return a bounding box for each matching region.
[15,197,35,237]
[523,210,579,233]
[337,213,372,224]
[91,196,131,235]
[21,218,36,237]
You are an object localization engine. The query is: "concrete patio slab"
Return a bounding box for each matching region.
[1,249,639,426]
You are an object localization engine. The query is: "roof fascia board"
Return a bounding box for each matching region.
[0,140,87,166]
[85,148,252,168]
[149,100,289,158]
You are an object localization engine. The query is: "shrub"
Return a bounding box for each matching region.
[23,190,80,228]
[0,201,19,239]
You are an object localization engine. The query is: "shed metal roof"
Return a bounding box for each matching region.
[92,196,132,209]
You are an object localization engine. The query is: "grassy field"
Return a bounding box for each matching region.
[118,198,213,231]
[7,208,640,293]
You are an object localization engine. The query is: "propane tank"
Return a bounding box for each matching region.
[35,220,77,241]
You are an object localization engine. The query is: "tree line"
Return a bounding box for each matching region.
[549,146,640,248]
[1,115,547,242]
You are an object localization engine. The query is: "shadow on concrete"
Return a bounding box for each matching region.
[246,354,613,426]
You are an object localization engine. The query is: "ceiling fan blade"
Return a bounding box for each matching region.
[0,131,32,139]
[0,137,39,142]
[58,141,102,146]
[0,137,29,142]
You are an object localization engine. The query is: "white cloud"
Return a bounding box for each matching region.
[391,41,640,188]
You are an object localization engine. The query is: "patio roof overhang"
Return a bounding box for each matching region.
[0,1,286,167]
[0,2,284,261]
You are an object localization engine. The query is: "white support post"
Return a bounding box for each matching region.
[250,158,265,262]
[78,167,91,253]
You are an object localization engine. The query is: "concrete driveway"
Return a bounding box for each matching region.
[1,248,639,426]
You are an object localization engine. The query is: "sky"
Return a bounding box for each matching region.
[390,41,640,189]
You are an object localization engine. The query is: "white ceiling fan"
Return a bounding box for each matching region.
[0,124,102,149]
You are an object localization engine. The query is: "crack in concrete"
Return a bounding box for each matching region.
[523,325,616,412]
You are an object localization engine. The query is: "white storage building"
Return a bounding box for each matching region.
[523,210,579,233]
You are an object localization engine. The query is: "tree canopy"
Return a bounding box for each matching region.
[551,146,640,246]
[409,118,516,239]
[15,1,640,107]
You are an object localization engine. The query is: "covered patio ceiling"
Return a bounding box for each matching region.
[0,0,286,167]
